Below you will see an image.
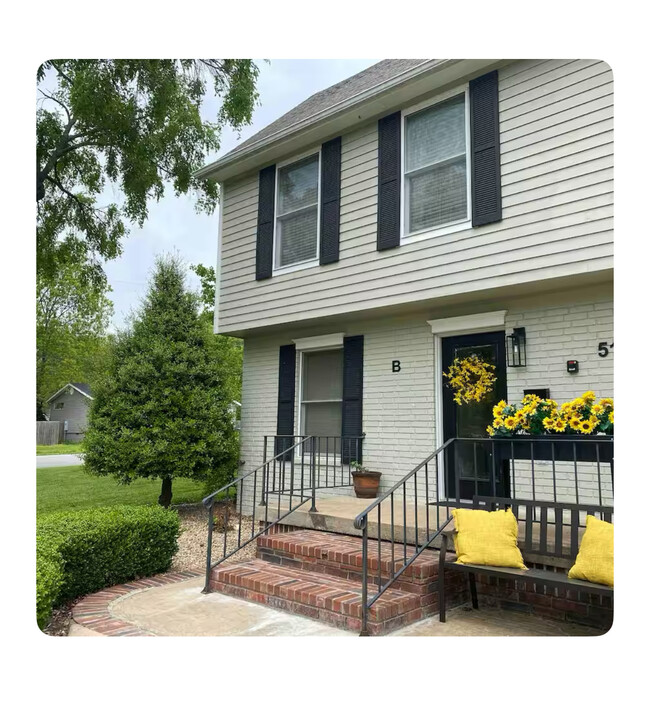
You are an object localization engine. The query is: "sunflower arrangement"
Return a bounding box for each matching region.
[486,391,614,437]
[444,354,496,405]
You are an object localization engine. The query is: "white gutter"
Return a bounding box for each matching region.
[195,59,449,181]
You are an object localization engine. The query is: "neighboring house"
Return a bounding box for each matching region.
[46,382,93,443]
[197,59,613,511]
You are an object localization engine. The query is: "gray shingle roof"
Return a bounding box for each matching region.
[226,59,428,158]
[71,382,92,397]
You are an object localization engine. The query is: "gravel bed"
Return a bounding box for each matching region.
[171,503,257,572]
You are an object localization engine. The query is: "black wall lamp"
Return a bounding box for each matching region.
[506,327,527,367]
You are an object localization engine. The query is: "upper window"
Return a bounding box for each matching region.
[274,152,320,270]
[55,402,64,409]
[403,92,469,237]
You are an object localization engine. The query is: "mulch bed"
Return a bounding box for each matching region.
[43,502,257,636]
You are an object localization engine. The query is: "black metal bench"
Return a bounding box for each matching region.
[438,495,613,622]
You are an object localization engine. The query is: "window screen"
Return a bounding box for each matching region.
[275,153,319,268]
[404,93,468,234]
[301,348,343,452]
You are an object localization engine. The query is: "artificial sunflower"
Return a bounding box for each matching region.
[504,416,518,430]
[569,416,582,430]
[553,418,567,432]
[578,419,593,435]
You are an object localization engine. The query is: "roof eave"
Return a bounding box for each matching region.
[46,383,94,404]
[197,59,507,183]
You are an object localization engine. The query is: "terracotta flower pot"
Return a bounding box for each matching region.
[352,471,382,499]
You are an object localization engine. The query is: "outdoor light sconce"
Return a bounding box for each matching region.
[506,327,527,367]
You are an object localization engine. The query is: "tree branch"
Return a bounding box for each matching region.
[37,115,78,201]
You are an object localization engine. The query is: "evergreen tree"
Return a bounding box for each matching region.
[84,256,238,506]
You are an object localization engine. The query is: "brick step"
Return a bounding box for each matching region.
[257,529,441,593]
[210,558,424,635]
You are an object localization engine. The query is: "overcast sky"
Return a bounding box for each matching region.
[103,59,378,328]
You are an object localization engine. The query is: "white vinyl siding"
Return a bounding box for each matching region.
[218,59,612,335]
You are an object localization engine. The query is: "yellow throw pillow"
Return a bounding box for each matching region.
[452,508,527,569]
[568,515,613,587]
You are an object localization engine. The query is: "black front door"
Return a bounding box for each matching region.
[442,331,508,500]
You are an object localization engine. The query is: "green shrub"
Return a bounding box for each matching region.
[36,505,180,629]
[36,537,64,630]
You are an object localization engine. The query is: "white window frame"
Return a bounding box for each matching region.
[400,85,472,245]
[272,147,322,276]
[294,334,344,455]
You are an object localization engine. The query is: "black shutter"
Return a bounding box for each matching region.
[320,136,342,265]
[255,164,276,280]
[341,335,364,464]
[377,112,401,251]
[469,71,502,227]
[276,344,296,458]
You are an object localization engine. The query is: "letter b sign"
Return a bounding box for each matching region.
[392,360,401,373]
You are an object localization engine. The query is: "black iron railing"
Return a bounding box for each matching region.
[203,434,365,593]
[261,434,364,498]
[353,435,614,635]
[202,435,313,593]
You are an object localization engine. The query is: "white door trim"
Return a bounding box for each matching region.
[427,310,507,335]
[431,311,507,499]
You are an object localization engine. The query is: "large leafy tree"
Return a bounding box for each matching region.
[191,262,243,403]
[37,260,113,418]
[37,60,259,285]
[84,256,238,507]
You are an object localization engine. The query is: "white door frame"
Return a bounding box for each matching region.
[427,310,507,499]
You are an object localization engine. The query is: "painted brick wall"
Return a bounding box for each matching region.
[505,299,613,403]
[237,294,613,515]
[505,298,614,506]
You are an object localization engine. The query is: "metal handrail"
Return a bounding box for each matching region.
[353,439,454,529]
[353,438,456,635]
[202,435,314,593]
[353,434,614,634]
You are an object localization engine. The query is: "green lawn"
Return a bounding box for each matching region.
[37,465,210,515]
[37,443,85,456]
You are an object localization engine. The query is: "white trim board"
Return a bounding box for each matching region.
[427,310,507,336]
[292,333,344,351]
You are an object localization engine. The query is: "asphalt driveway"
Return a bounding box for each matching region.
[37,454,84,468]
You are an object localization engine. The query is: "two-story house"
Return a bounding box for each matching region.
[197,58,613,510]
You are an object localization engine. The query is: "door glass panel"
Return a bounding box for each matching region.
[443,339,505,497]
[455,344,497,441]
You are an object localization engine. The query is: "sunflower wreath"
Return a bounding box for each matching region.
[444,354,496,405]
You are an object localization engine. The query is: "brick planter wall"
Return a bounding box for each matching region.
[472,565,613,630]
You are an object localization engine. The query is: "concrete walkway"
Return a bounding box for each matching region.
[37,454,84,468]
[70,573,601,637]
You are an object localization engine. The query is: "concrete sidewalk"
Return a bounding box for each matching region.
[70,574,601,637]
[37,454,84,468]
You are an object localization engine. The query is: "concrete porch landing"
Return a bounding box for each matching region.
[254,494,576,553]
[254,494,454,547]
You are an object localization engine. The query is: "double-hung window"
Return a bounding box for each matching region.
[403,91,470,237]
[274,152,320,270]
[300,348,343,454]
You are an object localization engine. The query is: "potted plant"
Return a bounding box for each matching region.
[487,392,613,463]
[350,461,381,499]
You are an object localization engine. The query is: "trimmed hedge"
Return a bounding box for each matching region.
[37,505,180,630]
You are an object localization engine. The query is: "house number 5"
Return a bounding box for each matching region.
[598,342,614,357]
